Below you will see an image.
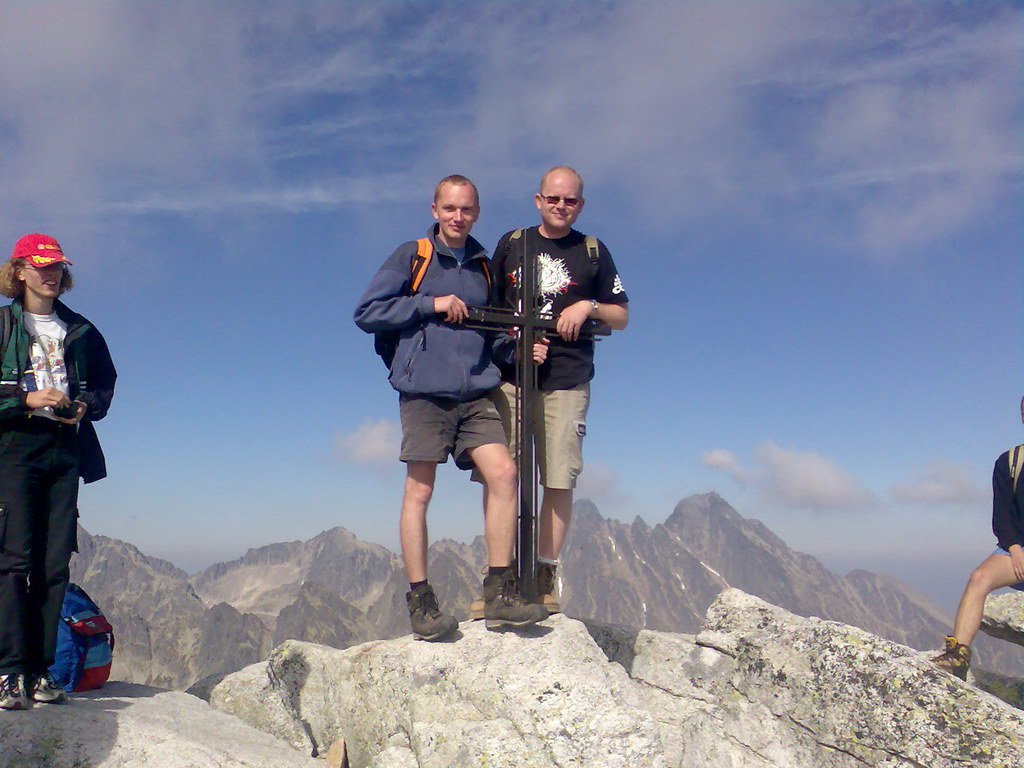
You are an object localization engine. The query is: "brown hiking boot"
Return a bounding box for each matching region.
[483,568,547,630]
[471,562,562,617]
[536,561,561,615]
[931,635,971,680]
[469,565,487,620]
[406,584,457,641]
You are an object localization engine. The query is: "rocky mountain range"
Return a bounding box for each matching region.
[69,492,1022,690]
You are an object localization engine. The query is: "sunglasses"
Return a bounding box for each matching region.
[541,195,581,207]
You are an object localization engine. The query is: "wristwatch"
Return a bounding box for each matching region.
[589,299,598,315]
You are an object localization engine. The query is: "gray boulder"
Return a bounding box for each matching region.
[697,588,1024,767]
[0,681,320,768]
[212,619,668,768]
[210,589,1024,768]
[982,589,1024,645]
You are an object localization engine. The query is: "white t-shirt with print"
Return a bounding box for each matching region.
[21,311,69,420]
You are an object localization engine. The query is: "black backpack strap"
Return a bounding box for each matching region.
[0,305,12,361]
[502,228,524,260]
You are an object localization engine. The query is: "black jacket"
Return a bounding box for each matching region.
[992,448,1024,551]
[0,299,117,483]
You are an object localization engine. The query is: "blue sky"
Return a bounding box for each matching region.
[1,1,1020,612]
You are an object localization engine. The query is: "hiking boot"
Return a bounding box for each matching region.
[469,597,484,620]
[406,584,457,641]
[0,674,26,711]
[536,561,561,615]
[931,635,971,680]
[469,564,487,620]
[28,673,68,704]
[471,563,561,618]
[483,568,548,630]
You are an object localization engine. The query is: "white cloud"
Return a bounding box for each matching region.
[755,440,876,510]
[576,460,627,505]
[336,419,400,465]
[889,461,986,507]
[701,449,750,486]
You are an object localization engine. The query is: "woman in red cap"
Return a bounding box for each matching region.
[0,233,116,709]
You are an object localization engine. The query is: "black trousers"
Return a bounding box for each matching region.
[0,417,79,676]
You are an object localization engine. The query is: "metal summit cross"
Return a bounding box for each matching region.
[465,228,610,599]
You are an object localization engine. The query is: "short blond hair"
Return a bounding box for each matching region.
[434,175,480,206]
[539,165,584,196]
[0,258,74,299]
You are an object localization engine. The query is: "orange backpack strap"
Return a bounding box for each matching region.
[410,238,433,294]
[480,259,491,291]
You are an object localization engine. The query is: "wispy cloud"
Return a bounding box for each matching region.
[106,175,421,214]
[335,419,400,465]
[705,440,877,510]
[890,461,987,507]
[576,459,629,507]
[755,440,877,510]
[451,2,1024,253]
[701,449,750,486]
[0,2,264,232]
[1,1,1019,254]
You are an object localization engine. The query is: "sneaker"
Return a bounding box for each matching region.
[536,561,561,615]
[406,584,458,641]
[931,635,971,680]
[0,674,26,711]
[483,568,548,630]
[28,673,68,704]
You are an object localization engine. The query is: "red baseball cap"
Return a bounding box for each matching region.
[11,233,72,267]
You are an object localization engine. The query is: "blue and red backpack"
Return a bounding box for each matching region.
[48,583,115,692]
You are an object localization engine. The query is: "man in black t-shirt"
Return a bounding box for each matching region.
[487,166,629,615]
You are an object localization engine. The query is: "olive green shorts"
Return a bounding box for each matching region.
[399,393,506,470]
[484,381,590,490]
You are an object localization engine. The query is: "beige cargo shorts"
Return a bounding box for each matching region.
[481,381,591,490]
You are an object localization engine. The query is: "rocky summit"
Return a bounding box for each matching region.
[207,588,1024,768]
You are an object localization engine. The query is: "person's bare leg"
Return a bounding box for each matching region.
[538,486,573,561]
[951,553,1022,646]
[467,443,517,567]
[469,442,546,628]
[400,461,436,583]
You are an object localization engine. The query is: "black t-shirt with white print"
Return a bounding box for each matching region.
[491,226,628,391]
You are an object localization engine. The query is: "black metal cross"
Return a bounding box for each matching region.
[464,230,610,599]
